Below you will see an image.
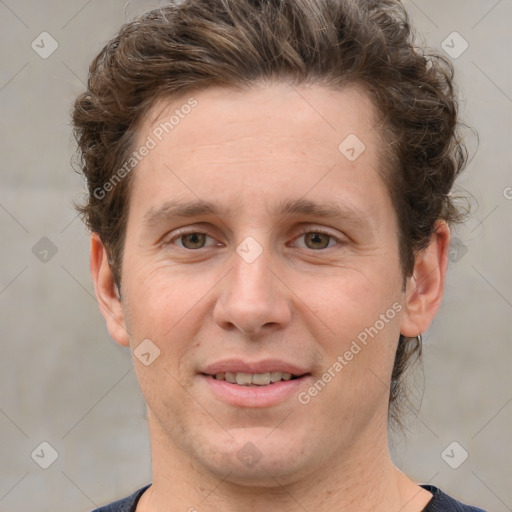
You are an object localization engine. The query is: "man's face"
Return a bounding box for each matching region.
[113,83,411,484]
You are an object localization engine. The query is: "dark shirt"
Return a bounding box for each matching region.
[91,484,487,511]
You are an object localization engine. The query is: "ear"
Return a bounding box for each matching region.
[89,233,130,347]
[400,221,451,338]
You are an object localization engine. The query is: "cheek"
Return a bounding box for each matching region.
[295,267,404,416]
[298,266,403,349]
[122,263,220,391]
[298,277,403,429]
[122,260,211,336]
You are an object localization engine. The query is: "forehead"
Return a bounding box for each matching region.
[130,82,390,223]
[142,82,380,162]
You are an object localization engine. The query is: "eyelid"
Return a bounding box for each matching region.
[290,226,345,248]
[162,227,220,248]
[161,224,345,249]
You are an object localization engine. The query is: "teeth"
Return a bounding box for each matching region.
[225,372,236,383]
[213,371,296,386]
[269,371,282,382]
[252,373,271,385]
[235,372,253,386]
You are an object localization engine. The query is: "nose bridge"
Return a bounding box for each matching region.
[213,238,291,335]
[230,231,274,296]
[232,245,271,299]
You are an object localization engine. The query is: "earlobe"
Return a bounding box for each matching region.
[400,221,451,338]
[89,233,130,347]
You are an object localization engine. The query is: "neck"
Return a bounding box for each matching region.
[137,413,431,512]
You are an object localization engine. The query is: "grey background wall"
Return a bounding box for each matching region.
[0,1,510,511]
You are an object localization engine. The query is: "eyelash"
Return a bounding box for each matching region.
[165,227,343,250]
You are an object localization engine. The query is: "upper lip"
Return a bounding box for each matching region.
[201,359,310,376]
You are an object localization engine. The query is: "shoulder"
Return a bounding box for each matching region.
[421,485,487,512]
[91,485,151,512]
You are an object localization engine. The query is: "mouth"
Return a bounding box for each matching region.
[198,360,312,407]
[202,371,305,386]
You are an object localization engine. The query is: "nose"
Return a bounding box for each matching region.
[213,245,292,336]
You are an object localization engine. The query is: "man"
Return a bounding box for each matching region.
[72,0,484,510]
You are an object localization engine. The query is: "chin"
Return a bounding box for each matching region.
[191,427,318,487]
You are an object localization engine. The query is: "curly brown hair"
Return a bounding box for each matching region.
[72,0,468,424]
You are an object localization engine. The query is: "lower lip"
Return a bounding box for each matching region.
[200,374,311,408]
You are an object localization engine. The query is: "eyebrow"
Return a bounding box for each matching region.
[276,198,366,223]
[143,199,226,229]
[143,198,368,229]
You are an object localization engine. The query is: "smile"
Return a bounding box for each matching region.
[207,371,299,386]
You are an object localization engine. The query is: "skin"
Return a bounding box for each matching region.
[90,82,450,512]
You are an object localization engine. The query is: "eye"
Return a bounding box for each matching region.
[171,232,217,250]
[292,230,340,250]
